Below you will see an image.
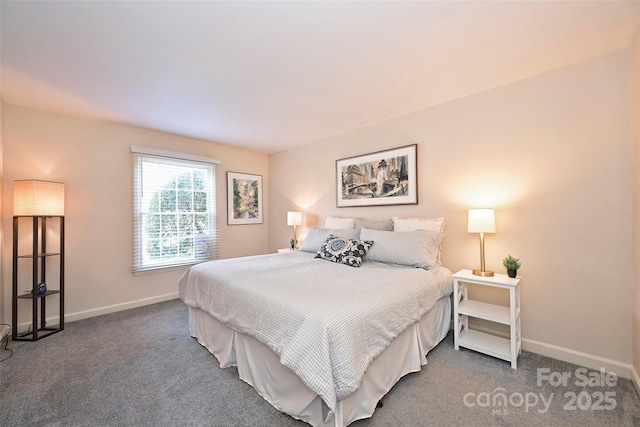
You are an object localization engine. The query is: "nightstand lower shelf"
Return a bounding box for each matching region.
[458,329,512,362]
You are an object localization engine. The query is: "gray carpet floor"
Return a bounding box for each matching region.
[1,299,639,426]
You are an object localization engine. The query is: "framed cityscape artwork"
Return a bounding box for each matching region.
[336,144,417,207]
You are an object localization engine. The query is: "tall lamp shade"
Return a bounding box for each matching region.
[468,208,495,277]
[13,180,65,216]
[287,211,302,249]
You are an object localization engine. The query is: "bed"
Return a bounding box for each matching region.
[178,222,453,426]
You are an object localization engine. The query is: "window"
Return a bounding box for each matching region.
[132,147,218,274]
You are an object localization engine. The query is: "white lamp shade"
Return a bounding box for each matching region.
[13,180,65,216]
[287,211,303,226]
[468,208,495,233]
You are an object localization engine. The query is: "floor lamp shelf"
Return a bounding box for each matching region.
[12,215,65,341]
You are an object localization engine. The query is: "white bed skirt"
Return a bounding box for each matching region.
[188,296,451,427]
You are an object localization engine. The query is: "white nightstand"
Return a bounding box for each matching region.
[453,269,521,368]
[277,248,297,253]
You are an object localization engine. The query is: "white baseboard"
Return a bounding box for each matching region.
[465,321,634,380]
[631,365,640,397]
[522,337,632,380]
[65,292,179,323]
[15,293,179,333]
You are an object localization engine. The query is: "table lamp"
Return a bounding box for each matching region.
[287,211,302,249]
[468,208,495,277]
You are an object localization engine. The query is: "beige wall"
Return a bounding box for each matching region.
[1,105,269,325]
[0,100,3,315]
[633,28,640,384]
[270,49,633,368]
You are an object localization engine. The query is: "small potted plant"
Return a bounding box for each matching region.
[502,255,522,278]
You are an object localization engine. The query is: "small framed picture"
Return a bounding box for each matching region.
[336,144,418,207]
[227,172,263,225]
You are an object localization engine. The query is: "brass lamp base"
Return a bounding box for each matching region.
[472,269,494,277]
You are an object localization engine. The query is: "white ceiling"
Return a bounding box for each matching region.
[1,1,639,153]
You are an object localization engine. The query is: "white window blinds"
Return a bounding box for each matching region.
[132,147,218,274]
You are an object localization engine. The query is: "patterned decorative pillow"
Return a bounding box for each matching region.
[315,235,373,267]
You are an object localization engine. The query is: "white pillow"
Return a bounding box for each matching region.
[324,215,357,230]
[360,227,444,271]
[299,227,359,253]
[354,218,393,233]
[392,216,446,265]
[392,216,445,232]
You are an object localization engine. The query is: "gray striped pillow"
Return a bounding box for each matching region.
[360,227,444,271]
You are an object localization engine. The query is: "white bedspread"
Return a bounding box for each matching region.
[178,251,452,417]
